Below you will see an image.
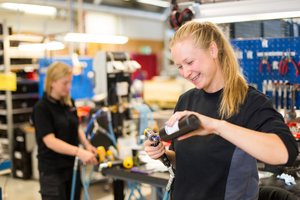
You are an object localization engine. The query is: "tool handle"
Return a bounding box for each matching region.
[267,62,271,72]
[259,61,262,73]
[279,60,283,74]
[144,128,171,168]
[160,153,171,167]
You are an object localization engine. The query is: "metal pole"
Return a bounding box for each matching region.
[67,0,75,55]
[78,0,85,55]
[3,19,14,174]
[17,7,21,35]
[44,22,50,58]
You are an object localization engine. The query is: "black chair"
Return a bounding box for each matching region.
[258,186,297,200]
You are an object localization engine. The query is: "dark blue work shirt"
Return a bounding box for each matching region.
[32,92,79,173]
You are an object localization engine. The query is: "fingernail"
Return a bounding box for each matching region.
[175,117,178,120]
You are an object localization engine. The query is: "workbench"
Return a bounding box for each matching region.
[101,166,169,200]
[102,165,300,200]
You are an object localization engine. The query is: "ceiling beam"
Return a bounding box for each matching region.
[0,0,169,21]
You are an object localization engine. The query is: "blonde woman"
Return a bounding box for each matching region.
[144,21,298,200]
[32,62,98,200]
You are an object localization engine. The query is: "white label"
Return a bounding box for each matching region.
[16,170,23,177]
[262,39,268,48]
[246,50,253,59]
[165,121,179,135]
[16,136,24,142]
[14,151,22,159]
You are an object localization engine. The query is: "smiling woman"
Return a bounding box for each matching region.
[143,21,299,200]
[170,21,248,119]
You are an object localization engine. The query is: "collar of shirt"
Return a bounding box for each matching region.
[42,92,63,106]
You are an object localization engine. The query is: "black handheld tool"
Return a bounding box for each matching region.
[159,114,201,142]
[144,129,171,167]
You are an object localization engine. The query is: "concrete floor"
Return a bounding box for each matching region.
[0,167,152,200]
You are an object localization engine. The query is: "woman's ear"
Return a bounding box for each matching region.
[50,80,55,88]
[211,42,218,59]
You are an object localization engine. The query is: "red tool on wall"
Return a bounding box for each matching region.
[279,51,288,76]
[279,50,299,77]
[259,51,271,73]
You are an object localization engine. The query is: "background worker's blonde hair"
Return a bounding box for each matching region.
[44,62,73,107]
[170,21,248,119]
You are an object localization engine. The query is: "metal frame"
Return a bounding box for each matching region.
[2,19,14,172]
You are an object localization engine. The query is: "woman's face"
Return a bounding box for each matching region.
[51,74,73,98]
[171,37,224,92]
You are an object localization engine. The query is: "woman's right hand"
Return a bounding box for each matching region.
[77,148,98,165]
[143,137,166,160]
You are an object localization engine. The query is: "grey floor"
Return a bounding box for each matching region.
[0,167,152,200]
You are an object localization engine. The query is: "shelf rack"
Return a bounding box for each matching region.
[0,19,43,178]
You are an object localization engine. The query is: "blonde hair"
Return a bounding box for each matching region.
[170,21,248,119]
[44,62,73,107]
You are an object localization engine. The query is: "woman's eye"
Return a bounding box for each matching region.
[188,61,193,65]
[178,66,182,69]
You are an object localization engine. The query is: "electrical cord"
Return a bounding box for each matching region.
[144,129,175,200]
[107,110,117,147]
[71,106,121,200]
[141,104,153,129]
[82,164,94,200]
[71,108,103,200]
[133,105,146,145]
[0,157,10,200]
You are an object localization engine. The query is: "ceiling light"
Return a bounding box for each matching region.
[137,0,170,8]
[64,33,129,44]
[18,42,65,51]
[46,42,65,50]
[194,11,300,24]
[192,0,300,24]
[1,3,57,16]
[18,43,45,51]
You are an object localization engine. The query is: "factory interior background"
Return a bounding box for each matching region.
[1,0,300,200]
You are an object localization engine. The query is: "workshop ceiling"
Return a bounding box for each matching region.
[59,0,239,14]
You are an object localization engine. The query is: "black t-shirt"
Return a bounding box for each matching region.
[32,92,79,173]
[169,86,298,200]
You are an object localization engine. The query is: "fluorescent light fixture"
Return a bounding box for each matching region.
[18,43,45,51]
[194,11,300,24]
[46,42,65,50]
[137,0,170,8]
[1,3,57,16]
[18,42,65,51]
[64,33,129,44]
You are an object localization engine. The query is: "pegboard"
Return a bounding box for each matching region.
[38,57,94,100]
[230,37,300,110]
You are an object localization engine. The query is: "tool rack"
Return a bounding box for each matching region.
[0,19,44,178]
[231,37,300,141]
[231,37,300,110]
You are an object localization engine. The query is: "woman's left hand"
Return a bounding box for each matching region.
[85,143,98,155]
[165,110,221,140]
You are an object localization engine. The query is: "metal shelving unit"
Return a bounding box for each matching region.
[0,19,43,178]
[0,93,39,100]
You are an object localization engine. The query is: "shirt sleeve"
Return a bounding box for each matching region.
[32,103,55,138]
[243,92,298,166]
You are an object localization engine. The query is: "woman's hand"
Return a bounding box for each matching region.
[143,135,166,160]
[165,110,221,140]
[85,143,98,156]
[77,148,98,165]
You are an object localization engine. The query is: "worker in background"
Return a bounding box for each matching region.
[32,62,98,200]
[144,21,298,200]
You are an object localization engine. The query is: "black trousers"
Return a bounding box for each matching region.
[39,168,82,200]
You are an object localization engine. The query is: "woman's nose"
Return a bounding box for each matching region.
[181,66,192,79]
